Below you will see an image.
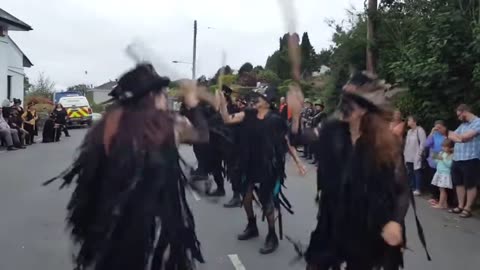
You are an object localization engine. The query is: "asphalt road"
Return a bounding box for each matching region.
[0,129,479,270]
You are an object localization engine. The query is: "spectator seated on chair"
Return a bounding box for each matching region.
[8,108,30,145]
[0,107,26,151]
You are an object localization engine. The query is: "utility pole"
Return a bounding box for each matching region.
[366,0,377,74]
[192,20,197,80]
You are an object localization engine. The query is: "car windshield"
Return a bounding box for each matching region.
[60,97,89,108]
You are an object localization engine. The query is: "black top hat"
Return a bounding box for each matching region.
[338,92,382,118]
[347,71,375,87]
[108,63,170,103]
[252,86,277,104]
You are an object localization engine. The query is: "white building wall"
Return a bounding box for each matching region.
[0,35,8,103]
[0,34,26,104]
[92,90,111,104]
[7,37,25,102]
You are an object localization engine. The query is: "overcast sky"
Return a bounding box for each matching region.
[4,0,363,90]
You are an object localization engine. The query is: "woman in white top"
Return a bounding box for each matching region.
[403,115,427,195]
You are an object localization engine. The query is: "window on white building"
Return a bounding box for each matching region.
[7,76,12,100]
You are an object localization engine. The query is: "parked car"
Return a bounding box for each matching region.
[59,96,93,126]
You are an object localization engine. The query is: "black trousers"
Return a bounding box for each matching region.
[63,125,70,136]
[23,123,35,144]
[193,144,207,175]
[55,125,68,141]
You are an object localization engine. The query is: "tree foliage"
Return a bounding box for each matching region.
[218,74,237,86]
[300,32,319,76]
[67,84,90,96]
[209,65,233,85]
[24,76,32,96]
[239,62,254,75]
[317,49,332,66]
[320,1,480,128]
[257,70,281,86]
[253,65,264,73]
[28,72,55,99]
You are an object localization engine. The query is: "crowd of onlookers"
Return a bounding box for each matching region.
[397,104,480,218]
[289,98,479,218]
[281,97,327,164]
[0,98,71,152]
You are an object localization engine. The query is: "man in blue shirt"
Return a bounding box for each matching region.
[448,104,480,218]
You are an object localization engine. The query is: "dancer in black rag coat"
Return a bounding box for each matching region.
[43,63,209,270]
[287,72,430,270]
[222,85,244,208]
[217,86,305,255]
[42,113,57,143]
[181,92,232,197]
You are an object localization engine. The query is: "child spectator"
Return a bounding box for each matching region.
[431,139,454,209]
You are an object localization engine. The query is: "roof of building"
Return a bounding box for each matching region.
[0,9,32,31]
[89,81,117,92]
[8,36,33,67]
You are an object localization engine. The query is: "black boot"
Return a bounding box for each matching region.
[259,230,279,255]
[206,187,226,197]
[224,193,242,208]
[237,218,259,240]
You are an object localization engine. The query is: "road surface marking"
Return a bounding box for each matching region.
[189,188,201,201]
[228,254,246,270]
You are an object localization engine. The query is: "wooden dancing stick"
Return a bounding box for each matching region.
[277,0,301,82]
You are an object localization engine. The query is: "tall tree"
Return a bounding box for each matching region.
[257,70,281,85]
[266,33,300,80]
[300,32,319,76]
[253,65,264,73]
[29,72,55,99]
[209,65,234,85]
[366,0,378,73]
[318,49,333,66]
[239,62,254,75]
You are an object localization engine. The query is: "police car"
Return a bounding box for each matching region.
[58,96,93,127]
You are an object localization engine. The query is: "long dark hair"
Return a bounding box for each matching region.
[341,93,401,167]
[102,93,174,155]
[360,111,402,167]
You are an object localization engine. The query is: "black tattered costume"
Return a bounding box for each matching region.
[44,64,205,270]
[216,86,293,254]
[289,74,430,270]
[238,107,291,216]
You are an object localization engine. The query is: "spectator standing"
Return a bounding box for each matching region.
[447,104,480,218]
[300,99,314,159]
[22,104,39,144]
[431,139,454,209]
[52,103,70,141]
[424,120,449,204]
[0,107,25,151]
[390,109,406,140]
[311,101,326,128]
[404,115,427,195]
